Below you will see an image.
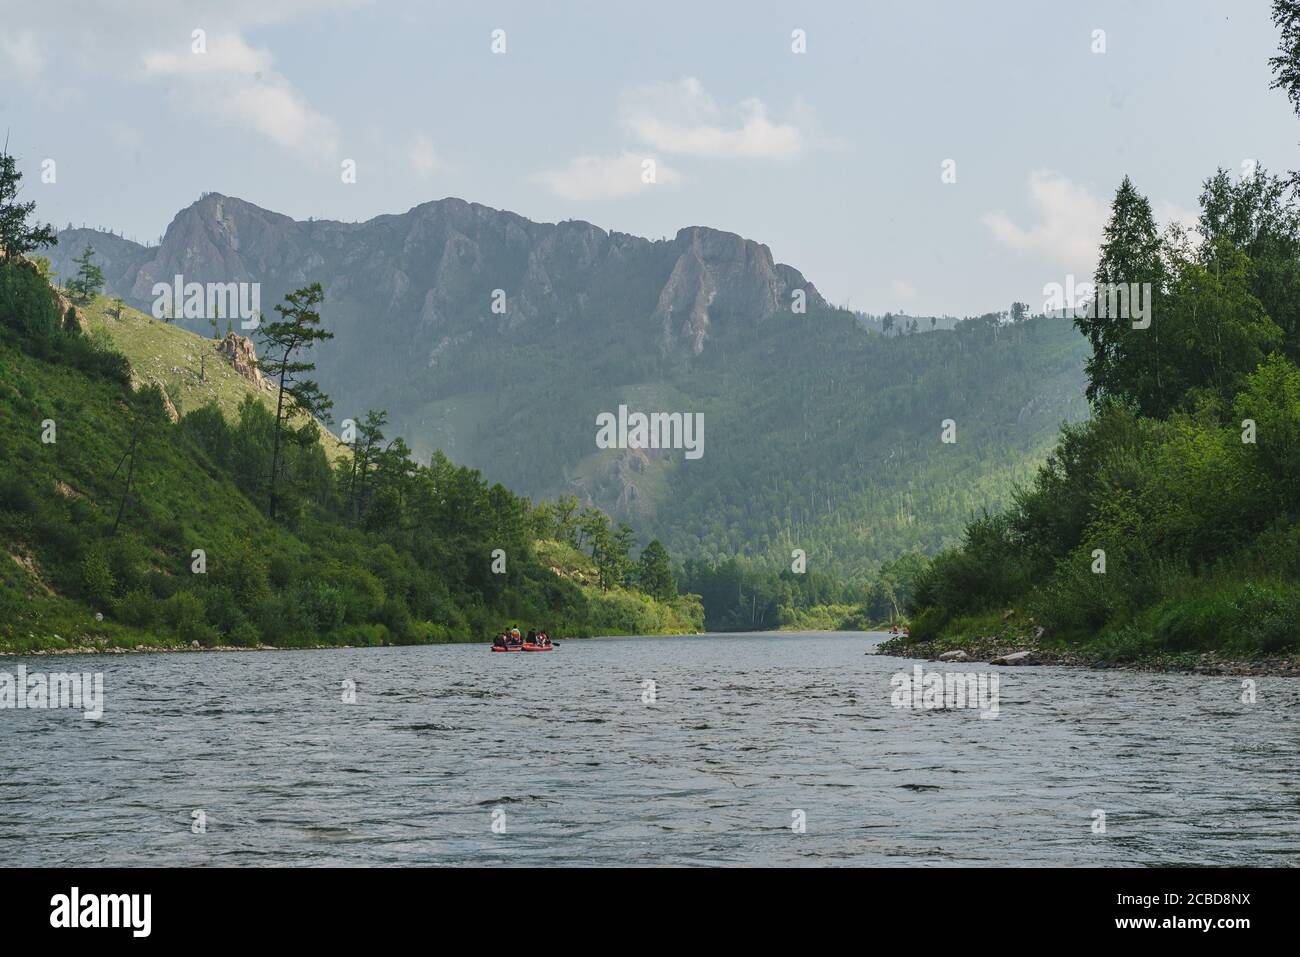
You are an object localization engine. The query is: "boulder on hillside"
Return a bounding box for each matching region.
[216,332,265,388]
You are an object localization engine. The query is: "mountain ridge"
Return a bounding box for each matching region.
[50,192,825,333]
[46,195,1090,576]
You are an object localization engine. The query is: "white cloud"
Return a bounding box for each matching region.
[0,30,46,83]
[10,4,353,156]
[890,279,916,300]
[408,134,441,177]
[141,31,270,76]
[983,170,1109,270]
[530,76,812,203]
[618,77,803,160]
[141,31,337,156]
[530,151,683,202]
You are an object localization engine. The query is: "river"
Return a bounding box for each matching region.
[2,631,1297,866]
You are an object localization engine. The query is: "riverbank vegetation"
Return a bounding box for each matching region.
[0,176,700,652]
[902,5,1300,661]
[679,552,926,631]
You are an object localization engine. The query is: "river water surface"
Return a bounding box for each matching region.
[3,631,1298,866]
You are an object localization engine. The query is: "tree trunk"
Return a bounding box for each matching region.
[269,353,288,519]
[112,430,140,535]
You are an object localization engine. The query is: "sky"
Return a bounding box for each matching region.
[1,0,1295,316]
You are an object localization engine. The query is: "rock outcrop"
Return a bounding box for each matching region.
[653,227,798,354]
[45,193,824,395]
[216,332,264,388]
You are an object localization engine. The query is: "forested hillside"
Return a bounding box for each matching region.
[906,156,1300,657]
[0,186,701,651]
[47,200,1090,579]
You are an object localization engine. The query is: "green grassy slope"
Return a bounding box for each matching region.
[0,264,701,652]
[79,294,347,461]
[0,336,294,650]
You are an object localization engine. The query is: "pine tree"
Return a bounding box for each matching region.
[66,244,105,302]
[1076,176,1164,409]
[257,283,334,519]
[1270,0,1300,183]
[348,410,387,525]
[0,145,57,261]
[636,539,677,601]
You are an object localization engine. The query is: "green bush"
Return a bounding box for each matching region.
[907,605,948,641]
[0,475,36,514]
[379,597,415,643]
[147,570,179,600]
[255,591,305,643]
[80,546,117,608]
[204,584,251,637]
[226,621,262,647]
[115,588,159,627]
[329,623,389,647]
[297,580,346,633]
[0,258,60,340]
[107,534,150,594]
[1148,581,1300,655]
[164,591,216,644]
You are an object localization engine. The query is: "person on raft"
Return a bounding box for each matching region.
[495,627,555,647]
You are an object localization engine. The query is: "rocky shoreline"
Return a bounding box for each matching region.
[3,642,303,656]
[873,633,1300,677]
[0,639,412,656]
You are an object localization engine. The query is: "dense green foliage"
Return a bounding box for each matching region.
[635,539,676,601]
[907,163,1300,657]
[0,251,700,651]
[398,299,1089,584]
[680,551,927,631]
[0,150,57,261]
[1271,0,1300,179]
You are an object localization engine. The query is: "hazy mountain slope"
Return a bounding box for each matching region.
[49,196,1090,575]
[47,226,153,292]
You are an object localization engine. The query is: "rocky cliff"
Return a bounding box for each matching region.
[47,194,823,387]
